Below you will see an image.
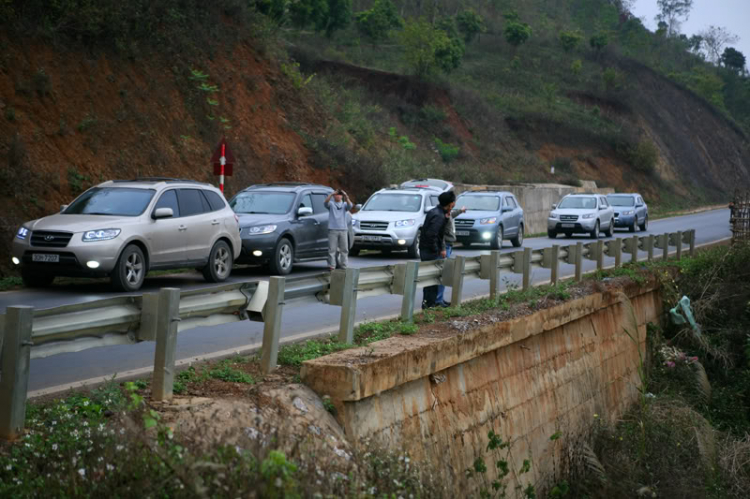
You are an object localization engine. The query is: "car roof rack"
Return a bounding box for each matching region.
[114,177,207,184]
[245,182,331,189]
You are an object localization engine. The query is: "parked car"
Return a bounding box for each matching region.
[229,182,334,275]
[352,186,444,258]
[11,178,241,291]
[547,193,615,239]
[398,178,454,192]
[453,191,525,249]
[607,193,649,232]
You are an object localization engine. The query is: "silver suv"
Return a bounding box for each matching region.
[11,178,241,291]
[454,191,525,249]
[352,187,443,258]
[547,193,614,239]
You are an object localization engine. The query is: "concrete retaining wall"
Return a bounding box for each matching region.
[301,279,661,496]
[454,182,616,235]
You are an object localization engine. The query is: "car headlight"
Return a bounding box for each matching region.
[479,217,497,225]
[16,227,30,240]
[394,219,416,228]
[83,229,121,242]
[243,224,277,235]
[621,210,634,216]
[549,211,559,219]
[581,214,596,219]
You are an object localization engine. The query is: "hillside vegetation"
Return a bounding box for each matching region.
[0,0,748,275]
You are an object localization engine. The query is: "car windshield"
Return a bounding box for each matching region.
[558,197,597,210]
[457,196,500,211]
[607,196,636,207]
[63,187,156,216]
[230,192,295,215]
[363,193,423,212]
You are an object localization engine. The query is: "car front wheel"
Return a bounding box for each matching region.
[269,238,294,275]
[202,240,233,283]
[112,245,146,292]
[603,219,613,238]
[639,216,648,231]
[491,226,504,250]
[548,230,557,239]
[407,230,420,259]
[510,224,523,247]
[590,220,600,239]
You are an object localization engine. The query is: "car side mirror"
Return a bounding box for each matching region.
[502,206,513,213]
[60,204,68,212]
[354,204,363,211]
[599,206,606,211]
[153,207,174,219]
[551,204,557,210]
[637,203,644,207]
[425,205,435,213]
[298,207,313,217]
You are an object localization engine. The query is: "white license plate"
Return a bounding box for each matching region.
[561,224,575,228]
[32,254,59,263]
[456,231,470,236]
[363,236,381,242]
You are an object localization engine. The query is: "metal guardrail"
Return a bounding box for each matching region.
[0,229,696,440]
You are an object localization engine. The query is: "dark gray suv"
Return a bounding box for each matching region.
[229,183,334,275]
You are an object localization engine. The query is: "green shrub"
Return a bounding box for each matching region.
[434,137,460,163]
[627,140,659,175]
[559,30,583,52]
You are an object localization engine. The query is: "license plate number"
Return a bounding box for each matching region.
[561,224,575,228]
[363,236,380,242]
[456,231,470,236]
[32,254,59,263]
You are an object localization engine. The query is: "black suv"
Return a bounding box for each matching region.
[229,182,334,275]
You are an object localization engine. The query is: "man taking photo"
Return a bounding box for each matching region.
[325,189,353,271]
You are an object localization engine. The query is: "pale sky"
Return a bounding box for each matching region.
[631,0,750,63]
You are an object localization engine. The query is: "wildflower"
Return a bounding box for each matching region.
[98,424,105,432]
[119,428,125,435]
[52,421,57,426]
[83,401,90,407]
[52,444,58,451]
[107,464,114,471]
[116,445,124,452]
[71,430,79,439]
[83,421,89,427]
[666,361,676,368]
[5,465,11,471]
[593,413,599,419]
[78,468,86,478]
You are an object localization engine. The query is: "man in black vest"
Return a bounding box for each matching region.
[419,190,456,309]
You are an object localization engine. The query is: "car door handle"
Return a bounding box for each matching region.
[178,226,187,232]
[211,220,220,225]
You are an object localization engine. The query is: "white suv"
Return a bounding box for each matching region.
[352,187,444,258]
[547,193,614,239]
[11,178,241,291]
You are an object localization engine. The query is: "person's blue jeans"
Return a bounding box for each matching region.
[436,245,453,305]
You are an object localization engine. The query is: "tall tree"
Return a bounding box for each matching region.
[655,0,693,37]
[354,0,402,44]
[721,47,747,73]
[699,25,740,64]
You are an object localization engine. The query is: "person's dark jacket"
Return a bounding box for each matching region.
[420,206,448,254]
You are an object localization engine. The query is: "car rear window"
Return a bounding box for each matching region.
[64,187,156,217]
[178,189,208,217]
[204,190,227,211]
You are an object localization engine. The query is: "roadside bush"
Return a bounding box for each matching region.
[434,137,460,163]
[627,140,659,175]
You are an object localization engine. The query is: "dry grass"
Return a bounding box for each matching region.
[719,434,750,497]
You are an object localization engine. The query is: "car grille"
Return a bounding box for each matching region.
[454,219,475,229]
[30,231,74,248]
[359,221,389,231]
[560,215,579,222]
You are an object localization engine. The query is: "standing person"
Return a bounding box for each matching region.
[419,191,456,309]
[325,189,353,271]
[436,204,467,307]
[337,204,359,269]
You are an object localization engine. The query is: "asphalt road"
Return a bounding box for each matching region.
[0,209,731,394]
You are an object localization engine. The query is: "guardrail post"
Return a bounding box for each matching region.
[451,255,467,307]
[688,230,696,258]
[613,238,622,268]
[631,235,639,264]
[261,277,286,375]
[0,306,33,440]
[646,235,655,261]
[575,242,583,282]
[662,234,670,261]
[596,241,604,271]
[152,288,180,402]
[337,268,360,343]
[548,245,560,285]
[489,251,501,300]
[522,248,532,291]
[397,261,419,322]
[675,230,683,260]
